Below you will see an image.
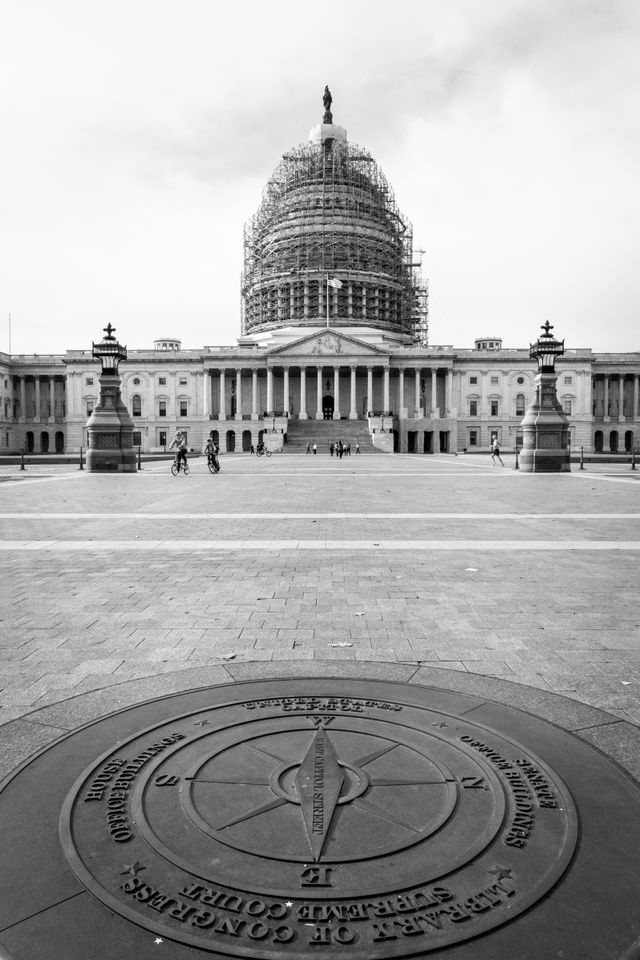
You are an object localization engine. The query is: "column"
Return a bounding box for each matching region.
[252,369,258,419]
[618,376,625,421]
[266,368,273,413]
[203,372,211,418]
[20,377,26,420]
[367,367,373,416]
[446,368,454,416]
[347,283,353,319]
[303,281,309,319]
[219,370,226,421]
[35,378,41,420]
[603,376,609,418]
[431,368,438,418]
[48,378,55,419]
[283,366,290,416]
[349,366,357,419]
[235,368,242,420]
[290,283,295,320]
[299,367,307,419]
[333,367,341,419]
[414,368,421,417]
[634,375,639,419]
[316,367,323,419]
[383,368,390,413]
[398,368,405,417]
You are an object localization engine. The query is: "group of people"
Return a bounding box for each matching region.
[169,430,219,470]
[305,440,360,456]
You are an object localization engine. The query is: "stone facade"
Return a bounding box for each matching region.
[1,332,638,455]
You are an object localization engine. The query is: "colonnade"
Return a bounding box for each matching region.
[593,374,640,419]
[7,375,66,420]
[202,364,453,420]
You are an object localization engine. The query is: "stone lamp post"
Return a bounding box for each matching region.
[519,321,570,473]
[86,324,137,473]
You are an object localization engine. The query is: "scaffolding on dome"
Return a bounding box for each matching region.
[241,138,429,344]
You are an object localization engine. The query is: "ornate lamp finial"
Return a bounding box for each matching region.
[322,85,333,124]
[103,323,116,340]
[540,320,553,337]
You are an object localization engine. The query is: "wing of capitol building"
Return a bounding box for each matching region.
[1,90,639,458]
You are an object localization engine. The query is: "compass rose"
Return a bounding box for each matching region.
[186,716,457,863]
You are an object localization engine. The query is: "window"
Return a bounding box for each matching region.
[469,430,478,446]
[517,376,524,385]
[515,393,525,416]
[86,400,94,416]
[133,377,140,386]
[132,395,142,417]
[469,400,478,417]
[564,376,573,385]
[179,401,188,417]
[470,376,478,385]
[159,430,167,447]
[85,378,93,386]
[179,377,188,386]
[132,431,142,447]
[490,400,499,416]
[159,400,167,417]
[159,377,167,386]
[490,376,499,385]
[563,400,572,415]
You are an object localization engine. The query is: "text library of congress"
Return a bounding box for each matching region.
[1,93,639,457]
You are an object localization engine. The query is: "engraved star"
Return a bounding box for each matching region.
[121,861,146,876]
[154,938,163,944]
[489,867,513,882]
[193,719,211,726]
[285,901,293,907]
[432,721,448,728]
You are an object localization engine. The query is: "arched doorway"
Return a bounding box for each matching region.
[226,430,236,452]
[594,430,603,453]
[209,430,219,446]
[624,431,634,453]
[242,430,252,452]
[40,431,49,453]
[26,431,34,453]
[423,432,433,454]
[392,429,399,452]
[55,431,64,453]
[322,395,334,420]
[609,430,618,453]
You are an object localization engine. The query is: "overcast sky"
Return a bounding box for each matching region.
[1,0,639,355]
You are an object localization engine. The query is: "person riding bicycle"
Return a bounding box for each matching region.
[204,437,220,472]
[170,430,188,470]
[257,439,265,455]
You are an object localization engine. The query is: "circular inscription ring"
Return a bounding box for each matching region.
[61,684,577,958]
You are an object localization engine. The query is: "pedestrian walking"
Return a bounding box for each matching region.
[329,443,334,457]
[306,441,310,454]
[355,441,360,454]
[491,437,504,466]
[313,443,317,455]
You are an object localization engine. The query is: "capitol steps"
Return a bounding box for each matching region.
[284,418,384,453]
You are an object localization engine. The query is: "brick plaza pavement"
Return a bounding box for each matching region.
[1,451,639,777]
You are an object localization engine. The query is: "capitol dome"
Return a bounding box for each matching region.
[241,89,428,343]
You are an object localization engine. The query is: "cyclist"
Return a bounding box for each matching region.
[170,430,188,471]
[257,439,265,456]
[204,437,220,473]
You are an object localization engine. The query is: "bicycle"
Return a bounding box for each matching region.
[207,455,220,474]
[171,458,190,476]
[256,445,272,457]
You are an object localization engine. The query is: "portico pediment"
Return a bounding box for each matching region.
[266,329,388,360]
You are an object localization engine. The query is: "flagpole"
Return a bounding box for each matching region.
[326,275,329,329]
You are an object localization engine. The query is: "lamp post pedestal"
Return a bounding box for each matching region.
[86,325,137,473]
[519,322,570,474]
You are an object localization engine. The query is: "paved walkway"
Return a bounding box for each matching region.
[1,452,639,733]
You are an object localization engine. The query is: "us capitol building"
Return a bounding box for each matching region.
[1,91,639,457]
